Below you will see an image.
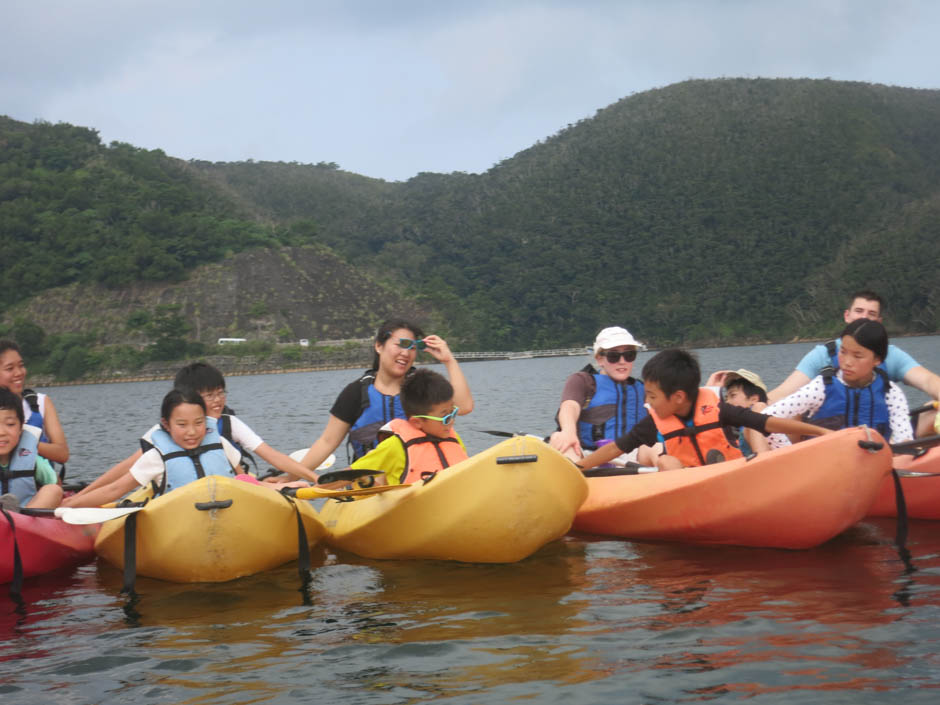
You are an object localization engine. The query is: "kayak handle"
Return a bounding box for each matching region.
[496,454,539,464]
[857,440,885,452]
[194,499,233,511]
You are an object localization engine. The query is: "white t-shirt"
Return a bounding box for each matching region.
[141,415,264,452]
[130,435,243,486]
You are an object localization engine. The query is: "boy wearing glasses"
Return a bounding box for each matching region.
[347,368,468,486]
[550,327,656,466]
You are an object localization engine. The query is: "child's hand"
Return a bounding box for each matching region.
[706,370,733,387]
[421,335,454,364]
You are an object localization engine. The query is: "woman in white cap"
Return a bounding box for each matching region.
[549,327,657,465]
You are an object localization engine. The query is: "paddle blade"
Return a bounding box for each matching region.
[288,449,337,470]
[54,505,145,525]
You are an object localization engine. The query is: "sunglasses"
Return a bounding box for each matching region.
[603,350,637,363]
[413,406,459,425]
[397,337,427,351]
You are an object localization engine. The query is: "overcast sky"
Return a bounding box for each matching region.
[3,1,939,181]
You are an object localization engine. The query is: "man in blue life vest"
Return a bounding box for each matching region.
[767,290,940,436]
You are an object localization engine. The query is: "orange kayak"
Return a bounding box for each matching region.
[572,427,893,549]
[867,445,940,519]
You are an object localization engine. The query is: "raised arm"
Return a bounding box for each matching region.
[423,335,474,414]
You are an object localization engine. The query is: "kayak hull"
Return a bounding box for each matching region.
[95,475,326,583]
[1,510,98,584]
[867,445,940,519]
[318,436,588,563]
[573,427,893,549]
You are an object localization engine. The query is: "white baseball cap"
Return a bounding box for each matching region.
[593,327,642,354]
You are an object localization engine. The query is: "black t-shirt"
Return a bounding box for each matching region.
[614,399,769,454]
[330,379,366,425]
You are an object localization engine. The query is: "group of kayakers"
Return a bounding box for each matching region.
[550,289,939,472]
[1,288,938,513]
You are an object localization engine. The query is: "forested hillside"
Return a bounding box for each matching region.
[3,77,940,365]
[197,78,940,348]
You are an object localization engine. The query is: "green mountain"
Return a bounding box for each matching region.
[3,77,940,363]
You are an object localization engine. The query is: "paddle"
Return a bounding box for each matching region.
[890,433,940,455]
[53,505,148,525]
[909,401,938,418]
[316,469,383,486]
[286,483,410,500]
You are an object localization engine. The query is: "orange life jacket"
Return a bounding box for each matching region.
[649,388,743,467]
[389,418,468,484]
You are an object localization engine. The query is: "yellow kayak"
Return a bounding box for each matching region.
[318,436,588,563]
[95,475,326,583]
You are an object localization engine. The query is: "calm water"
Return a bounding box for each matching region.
[3,338,940,704]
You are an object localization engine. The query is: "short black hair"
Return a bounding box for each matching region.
[725,378,768,404]
[642,349,700,398]
[400,368,454,417]
[174,361,226,394]
[848,289,885,312]
[160,388,206,422]
[0,386,25,425]
[0,340,22,357]
[841,319,888,362]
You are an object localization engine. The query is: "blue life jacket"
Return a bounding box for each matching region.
[149,417,235,495]
[810,367,893,440]
[574,366,647,450]
[346,370,408,461]
[0,426,42,504]
[22,390,50,443]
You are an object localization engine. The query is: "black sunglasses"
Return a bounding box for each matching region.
[603,350,637,363]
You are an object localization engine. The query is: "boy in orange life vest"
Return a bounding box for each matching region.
[576,349,832,472]
[347,368,468,485]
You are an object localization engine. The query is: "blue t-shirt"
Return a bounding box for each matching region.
[795,341,919,383]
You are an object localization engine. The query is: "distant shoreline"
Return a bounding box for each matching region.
[31,332,940,388]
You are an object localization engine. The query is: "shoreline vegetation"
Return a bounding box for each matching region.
[32,333,939,389]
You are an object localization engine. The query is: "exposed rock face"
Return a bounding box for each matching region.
[6,246,431,344]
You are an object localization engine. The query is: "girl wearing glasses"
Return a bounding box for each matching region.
[299,319,473,470]
[549,327,656,466]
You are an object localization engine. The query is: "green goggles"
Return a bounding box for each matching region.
[397,338,427,351]
[412,406,459,425]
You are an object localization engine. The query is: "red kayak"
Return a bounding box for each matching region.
[573,427,893,549]
[1,508,99,585]
[867,445,940,520]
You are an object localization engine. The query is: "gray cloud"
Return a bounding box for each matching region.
[3,0,938,180]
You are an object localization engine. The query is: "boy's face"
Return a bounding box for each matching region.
[199,387,227,418]
[644,380,686,418]
[724,385,758,408]
[411,398,457,439]
[0,408,24,461]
